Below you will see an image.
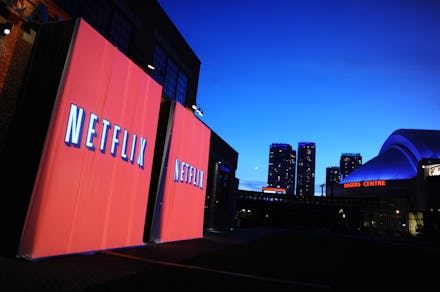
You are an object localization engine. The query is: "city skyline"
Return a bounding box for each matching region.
[157,0,440,194]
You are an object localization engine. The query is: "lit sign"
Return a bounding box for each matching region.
[174,159,204,189]
[152,102,210,243]
[343,180,387,189]
[262,187,286,194]
[65,103,148,168]
[17,19,162,260]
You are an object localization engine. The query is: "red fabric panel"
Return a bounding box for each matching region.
[17,19,162,259]
[158,102,211,243]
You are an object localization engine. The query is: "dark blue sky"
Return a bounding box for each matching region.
[157,0,440,194]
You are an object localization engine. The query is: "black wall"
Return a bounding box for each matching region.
[0,19,77,257]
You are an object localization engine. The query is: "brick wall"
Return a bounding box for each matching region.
[0,14,34,154]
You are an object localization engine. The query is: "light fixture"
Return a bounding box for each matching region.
[192,104,203,117]
[147,64,155,70]
[0,22,12,35]
[191,104,203,117]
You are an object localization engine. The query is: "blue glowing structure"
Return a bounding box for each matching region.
[341,129,440,183]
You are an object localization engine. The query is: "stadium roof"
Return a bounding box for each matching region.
[341,129,440,183]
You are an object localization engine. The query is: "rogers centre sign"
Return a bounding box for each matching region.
[343,180,387,189]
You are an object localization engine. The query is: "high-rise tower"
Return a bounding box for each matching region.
[267,143,296,195]
[340,153,362,179]
[296,142,316,196]
[325,166,341,197]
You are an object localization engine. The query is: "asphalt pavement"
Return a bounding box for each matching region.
[1,226,439,292]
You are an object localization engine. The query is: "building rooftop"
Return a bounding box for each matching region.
[341,129,440,183]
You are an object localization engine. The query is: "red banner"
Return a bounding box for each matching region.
[17,19,162,259]
[155,102,211,243]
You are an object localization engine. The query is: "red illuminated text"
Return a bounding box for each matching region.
[362,180,386,187]
[343,180,386,188]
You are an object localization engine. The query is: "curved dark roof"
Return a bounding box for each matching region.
[341,129,440,183]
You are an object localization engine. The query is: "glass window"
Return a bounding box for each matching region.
[109,11,133,54]
[84,0,111,38]
[151,44,189,106]
[176,71,188,105]
[83,0,133,55]
[163,58,178,99]
[152,45,166,84]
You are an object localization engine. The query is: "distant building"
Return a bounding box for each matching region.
[238,129,440,238]
[296,142,316,196]
[267,143,296,195]
[340,153,362,178]
[335,129,440,237]
[326,166,341,196]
